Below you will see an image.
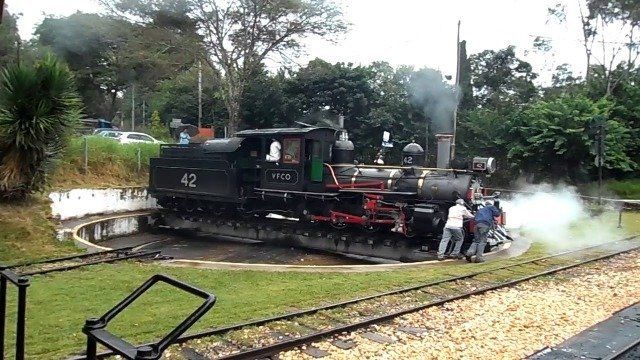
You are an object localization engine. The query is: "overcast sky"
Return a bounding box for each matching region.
[7,0,606,85]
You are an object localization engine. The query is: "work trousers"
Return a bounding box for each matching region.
[466,223,490,260]
[437,227,464,257]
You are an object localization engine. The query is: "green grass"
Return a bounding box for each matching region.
[604,179,640,199]
[580,179,640,199]
[0,196,77,263]
[51,136,160,189]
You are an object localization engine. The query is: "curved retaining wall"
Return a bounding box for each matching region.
[73,212,153,252]
[50,187,157,220]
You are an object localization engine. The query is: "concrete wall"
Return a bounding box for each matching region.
[74,214,152,252]
[49,187,157,220]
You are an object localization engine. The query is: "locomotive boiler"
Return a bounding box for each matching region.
[148,126,509,262]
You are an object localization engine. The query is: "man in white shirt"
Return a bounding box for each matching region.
[266,139,281,162]
[437,199,474,260]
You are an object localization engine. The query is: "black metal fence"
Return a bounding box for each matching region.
[0,269,29,360]
[0,261,213,360]
[83,274,216,360]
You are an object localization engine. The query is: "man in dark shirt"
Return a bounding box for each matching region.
[466,201,501,263]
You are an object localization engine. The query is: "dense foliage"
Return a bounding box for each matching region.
[0,4,19,68]
[0,56,82,200]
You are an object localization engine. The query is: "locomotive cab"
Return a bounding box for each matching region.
[234,127,337,193]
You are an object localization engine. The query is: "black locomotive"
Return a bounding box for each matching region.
[148,126,509,261]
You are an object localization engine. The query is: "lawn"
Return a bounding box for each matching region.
[580,179,640,199]
[0,196,78,263]
[50,136,160,190]
[1,210,639,359]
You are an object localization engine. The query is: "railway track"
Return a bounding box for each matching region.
[1,247,162,276]
[606,337,640,360]
[72,234,640,360]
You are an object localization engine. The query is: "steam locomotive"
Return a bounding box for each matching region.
[148,126,509,261]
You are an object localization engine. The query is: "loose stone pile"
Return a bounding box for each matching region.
[279,252,640,360]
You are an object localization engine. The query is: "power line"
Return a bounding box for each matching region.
[528,34,640,47]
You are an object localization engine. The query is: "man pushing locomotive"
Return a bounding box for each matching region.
[437,199,503,263]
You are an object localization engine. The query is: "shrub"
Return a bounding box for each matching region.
[149,110,171,141]
[0,55,82,200]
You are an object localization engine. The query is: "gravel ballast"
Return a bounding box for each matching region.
[279,252,640,360]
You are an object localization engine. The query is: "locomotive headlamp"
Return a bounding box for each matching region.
[471,157,497,174]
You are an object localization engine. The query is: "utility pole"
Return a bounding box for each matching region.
[451,20,461,159]
[424,118,430,164]
[142,99,146,126]
[596,124,604,205]
[131,84,135,131]
[198,60,203,128]
[0,0,5,24]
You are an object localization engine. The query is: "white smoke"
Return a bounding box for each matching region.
[500,184,628,251]
[408,68,459,134]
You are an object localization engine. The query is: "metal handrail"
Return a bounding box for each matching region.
[0,269,30,360]
[82,274,216,360]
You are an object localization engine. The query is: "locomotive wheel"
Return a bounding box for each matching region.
[184,201,196,213]
[330,220,348,229]
[404,228,416,238]
[239,209,255,219]
[362,224,380,233]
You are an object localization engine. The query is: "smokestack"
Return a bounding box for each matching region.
[436,134,453,168]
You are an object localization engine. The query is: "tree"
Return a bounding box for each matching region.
[456,108,515,184]
[286,59,376,158]
[548,1,640,95]
[0,3,19,67]
[469,46,538,109]
[458,40,474,111]
[507,96,636,183]
[36,11,200,119]
[103,0,347,134]
[36,13,135,119]
[149,64,227,127]
[0,55,82,200]
[242,68,291,129]
[365,62,419,161]
[149,110,170,140]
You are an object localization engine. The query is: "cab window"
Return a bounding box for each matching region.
[282,138,301,164]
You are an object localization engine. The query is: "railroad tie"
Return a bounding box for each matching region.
[179,346,208,360]
[331,339,356,350]
[302,345,329,358]
[396,326,431,336]
[360,331,395,344]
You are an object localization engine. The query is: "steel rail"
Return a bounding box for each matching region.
[0,246,136,271]
[70,234,639,360]
[603,336,640,360]
[215,241,640,360]
[18,250,162,276]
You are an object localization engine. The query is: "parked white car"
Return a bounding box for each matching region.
[118,132,163,144]
[99,130,122,139]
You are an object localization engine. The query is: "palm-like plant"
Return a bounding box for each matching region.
[0,55,82,200]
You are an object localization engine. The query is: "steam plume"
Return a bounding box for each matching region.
[408,68,459,134]
[501,184,628,251]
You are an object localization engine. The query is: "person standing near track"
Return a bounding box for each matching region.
[179,128,191,145]
[437,199,474,261]
[466,200,501,263]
